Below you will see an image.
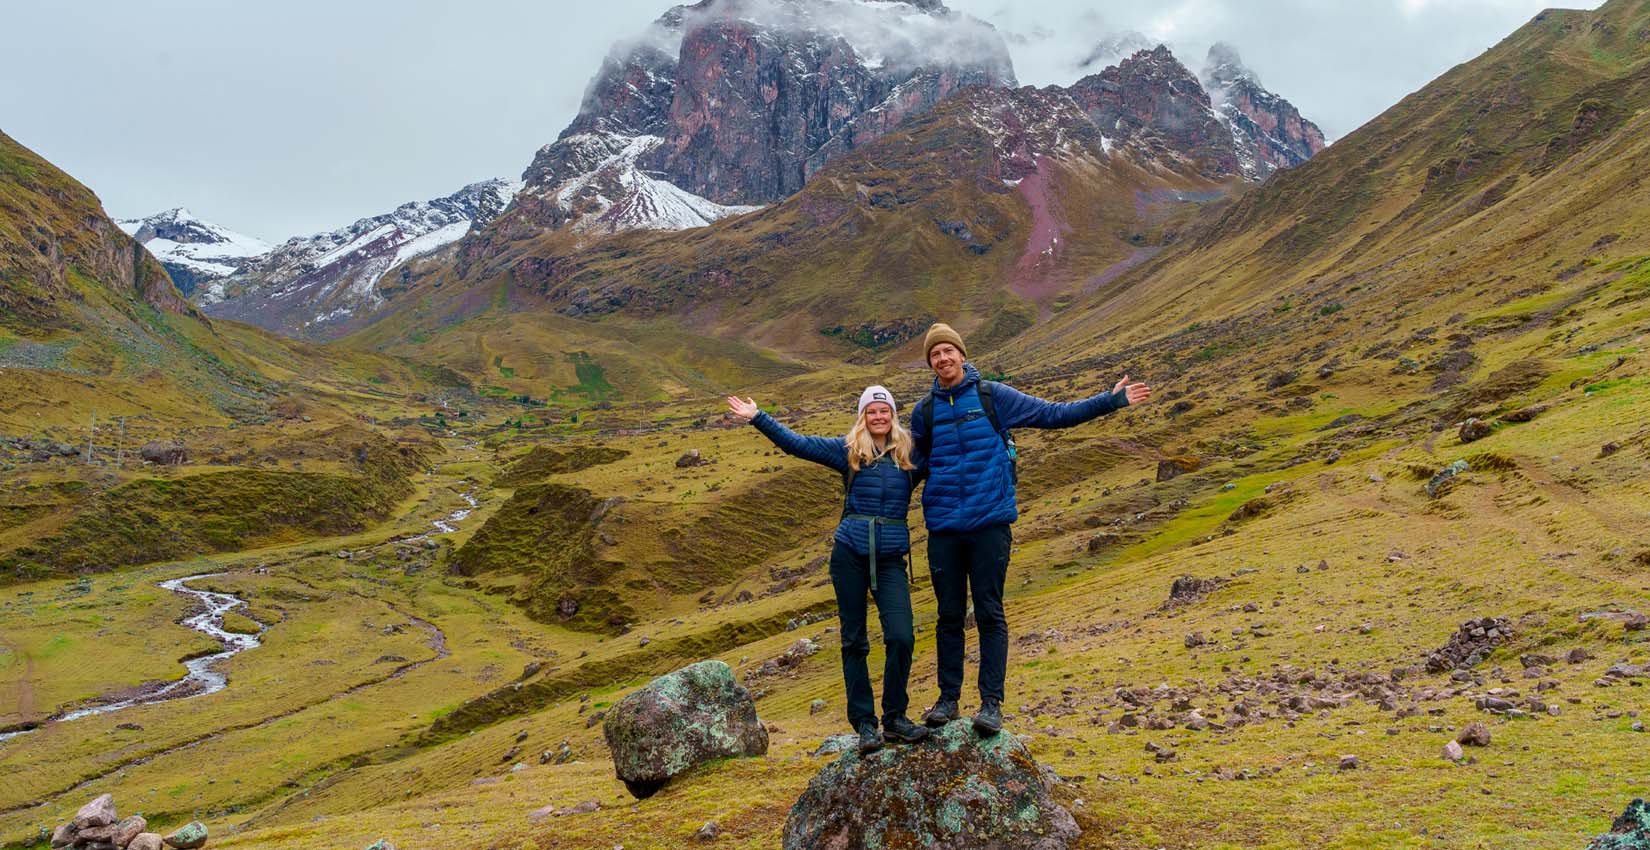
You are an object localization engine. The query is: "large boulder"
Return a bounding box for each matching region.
[603,660,768,799]
[1589,799,1649,849]
[140,442,188,466]
[783,720,1080,850]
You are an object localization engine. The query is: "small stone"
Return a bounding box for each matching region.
[1442,740,1465,762]
[695,820,720,842]
[527,804,556,822]
[129,836,163,850]
[810,699,827,715]
[50,824,76,848]
[1457,722,1492,747]
[1338,755,1359,771]
[1459,418,1493,443]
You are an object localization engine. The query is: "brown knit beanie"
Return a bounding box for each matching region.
[924,323,967,360]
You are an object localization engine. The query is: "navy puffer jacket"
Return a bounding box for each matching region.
[913,363,1129,533]
[751,412,924,557]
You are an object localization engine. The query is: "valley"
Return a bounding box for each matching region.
[4,0,1650,848]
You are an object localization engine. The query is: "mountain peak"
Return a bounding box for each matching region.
[1197,42,1327,180]
[1204,41,1258,86]
[1075,31,1156,72]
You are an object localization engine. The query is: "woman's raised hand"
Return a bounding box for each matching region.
[725,395,760,422]
[1112,375,1152,406]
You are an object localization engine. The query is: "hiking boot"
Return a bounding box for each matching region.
[856,721,883,754]
[922,698,959,727]
[882,715,932,744]
[973,699,1003,736]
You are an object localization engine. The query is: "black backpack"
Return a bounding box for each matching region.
[915,381,1017,482]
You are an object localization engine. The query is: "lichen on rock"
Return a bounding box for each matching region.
[783,719,1079,850]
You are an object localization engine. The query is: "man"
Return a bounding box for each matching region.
[912,323,1150,734]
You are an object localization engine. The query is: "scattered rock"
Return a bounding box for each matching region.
[1459,418,1493,443]
[128,835,163,850]
[560,800,601,816]
[363,841,395,850]
[1501,404,1548,423]
[1588,799,1649,849]
[1457,722,1492,747]
[1568,648,1594,664]
[1442,740,1465,762]
[746,638,820,682]
[782,720,1079,850]
[695,820,720,842]
[604,660,769,799]
[676,450,710,468]
[812,734,857,757]
[1424,617,1513,672]
[1338,755,1359,771]
[1426,459,1471,498]
[1156,456,1200,482]
[809,698,827,715]
[1164,575,1228,609]
[526,804,556,822]
[1184,632,1209,649]
[1600,442,1622,458]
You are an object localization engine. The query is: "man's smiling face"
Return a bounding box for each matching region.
[929,342,964,386]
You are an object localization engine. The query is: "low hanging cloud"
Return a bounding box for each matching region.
[642,0,1016,80]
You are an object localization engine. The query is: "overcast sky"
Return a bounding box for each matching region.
[0,0,1600,240]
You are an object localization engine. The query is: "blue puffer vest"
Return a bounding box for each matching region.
[750,412,920,557]
[918,365,1017,532]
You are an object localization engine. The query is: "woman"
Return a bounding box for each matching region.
[726,386,931,754]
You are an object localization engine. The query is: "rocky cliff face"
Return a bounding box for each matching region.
[1068,45,1242,179]
[1,129,191,333]
[192,179,519,338]
[1201,42,1328,180]
[493,0,1015,239]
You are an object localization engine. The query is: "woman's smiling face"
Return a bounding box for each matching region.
[863,401,893,437]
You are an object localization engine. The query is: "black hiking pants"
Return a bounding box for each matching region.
[927,522,1012,704]
[829,540,915,728]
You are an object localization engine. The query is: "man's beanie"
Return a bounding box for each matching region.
[924,323,967,359]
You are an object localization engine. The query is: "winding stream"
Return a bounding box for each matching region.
[0,487,480,746]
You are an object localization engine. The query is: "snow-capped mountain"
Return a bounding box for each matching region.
[191,178,520,338]
[1200,42,1328,180]
[1074,31,1155,74]
[116,208,270,296]
[484,0,1015,240]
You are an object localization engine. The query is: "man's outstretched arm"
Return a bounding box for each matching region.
[993,376,1151,430]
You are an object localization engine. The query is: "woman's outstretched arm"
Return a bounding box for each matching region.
[726,396,849,472]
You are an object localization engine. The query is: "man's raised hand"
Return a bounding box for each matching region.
[725,395,760,422]
[1112,375,1152,406]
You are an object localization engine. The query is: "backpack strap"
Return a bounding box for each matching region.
[916,394,936,455]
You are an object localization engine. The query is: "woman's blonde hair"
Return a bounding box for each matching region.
[846,407,916,472]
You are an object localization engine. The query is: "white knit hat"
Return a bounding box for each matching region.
[857,385,897,416]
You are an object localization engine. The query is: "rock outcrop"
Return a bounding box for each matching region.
[1200,42,1328,180]
[603,660,768,799]
[1069,45,1241,179]
[783,719,1079,850]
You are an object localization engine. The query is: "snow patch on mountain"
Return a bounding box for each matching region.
[118,208,271,294]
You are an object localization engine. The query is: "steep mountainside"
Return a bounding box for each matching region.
[1,130,191,333]
[486,0,1015,240]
